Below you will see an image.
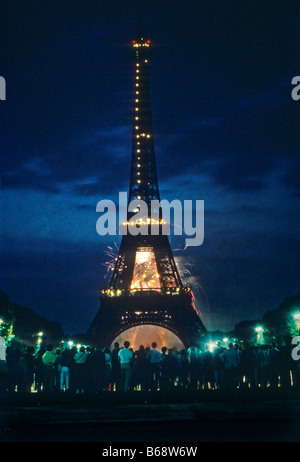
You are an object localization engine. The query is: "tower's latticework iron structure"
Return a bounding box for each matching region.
[88,35,206,347]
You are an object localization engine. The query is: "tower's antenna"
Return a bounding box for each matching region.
[137,1,144,39]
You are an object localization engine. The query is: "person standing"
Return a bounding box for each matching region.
[133,345,148,391]
[220,343,240,389]
[162,349,178,391]
[111,342,121,392]
[178,349,189,390]
[146,342,162,391]
[74,346,89,393]
[201,344,215,389]
[42,344,56,392]
[187,343,200,390]
[104,347,112,391]
[118,341,133,392]
[88,347,105,393]
[54,348,62,391]
[60,347,73,392]
[213,342,225,390]
[34,337,47,393]
[25,346,35,393]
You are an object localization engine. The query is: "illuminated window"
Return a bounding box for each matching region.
[131,247,161,291]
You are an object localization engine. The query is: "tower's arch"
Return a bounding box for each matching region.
[111,324,185,351]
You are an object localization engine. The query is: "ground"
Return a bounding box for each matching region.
[1,388,300,442]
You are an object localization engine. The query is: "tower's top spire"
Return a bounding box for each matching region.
[138,11,143,40]
[129,32,156,207]
[136,0,145,40]
[132,7,150,58]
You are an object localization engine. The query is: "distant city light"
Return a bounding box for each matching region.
[208,342,216,352]
[255,326,263,333]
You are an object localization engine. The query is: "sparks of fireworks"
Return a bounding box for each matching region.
[103,242,119,278]
[174,251,210,320]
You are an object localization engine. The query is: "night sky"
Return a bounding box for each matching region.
[2,1,300,335]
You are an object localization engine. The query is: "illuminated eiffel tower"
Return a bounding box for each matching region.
[88,34,206,347]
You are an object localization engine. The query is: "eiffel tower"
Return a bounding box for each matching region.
[88,34,206,347]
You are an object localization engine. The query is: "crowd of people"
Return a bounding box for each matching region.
[0,336,299,396]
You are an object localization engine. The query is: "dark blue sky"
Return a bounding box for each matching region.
[1,1,300,334]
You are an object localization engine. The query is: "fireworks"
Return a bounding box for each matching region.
[103,242,119,278]
[172,240,209,321]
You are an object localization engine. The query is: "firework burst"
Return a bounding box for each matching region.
[170,234,210,319]
[103,242,119,278]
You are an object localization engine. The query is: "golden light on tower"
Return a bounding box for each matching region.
[131,247,160,291]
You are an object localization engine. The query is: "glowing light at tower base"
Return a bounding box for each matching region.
[111,325,184,351]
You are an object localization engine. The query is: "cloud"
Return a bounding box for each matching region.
[2,123,132,197]
[155,78,299,196]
